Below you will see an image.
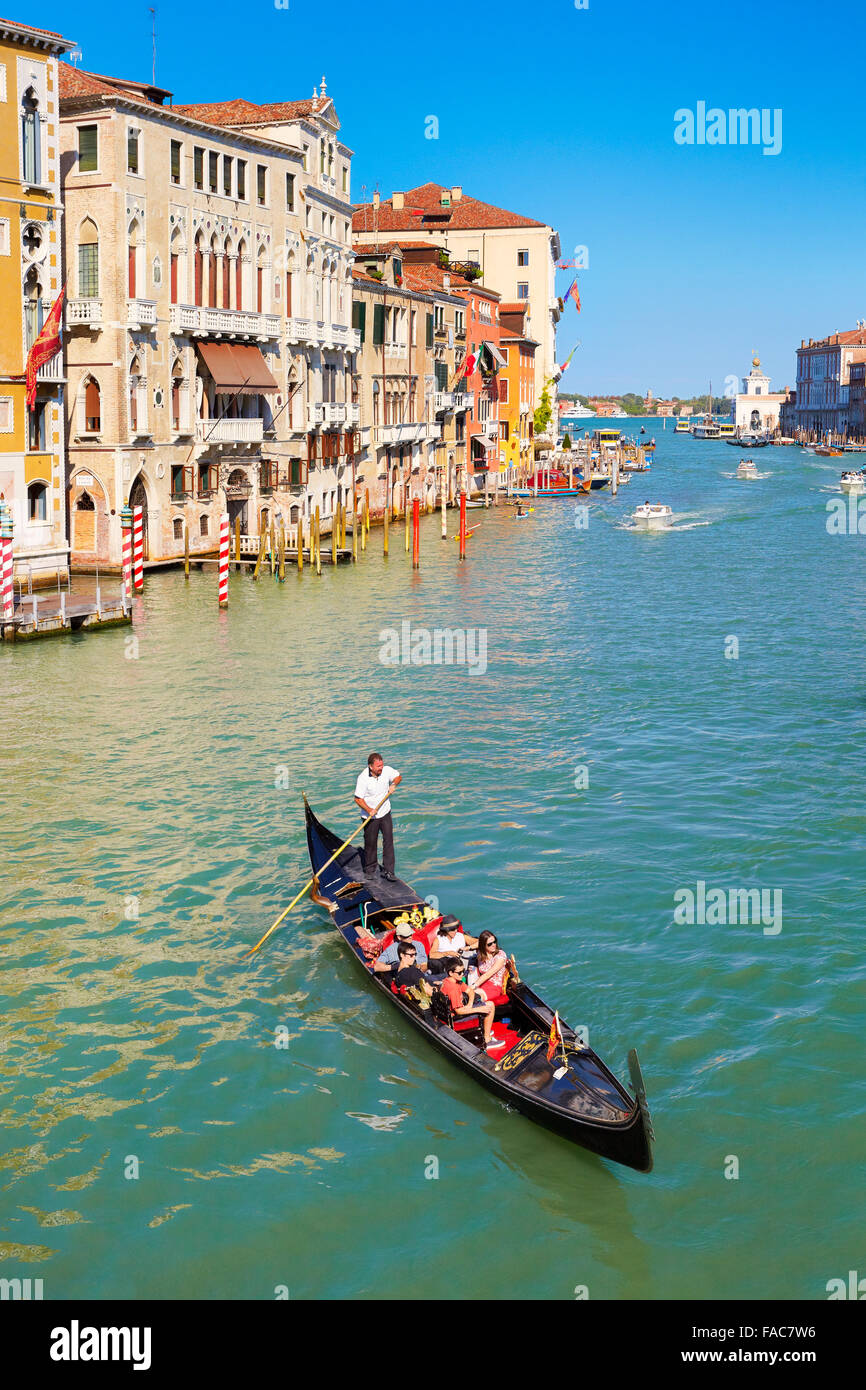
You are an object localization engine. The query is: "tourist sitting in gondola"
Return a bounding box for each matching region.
[428,915,477,970]
[467,930,511,1004]
[438,958,504,1051]
[394,942,433,1006]
[373,920,429,975]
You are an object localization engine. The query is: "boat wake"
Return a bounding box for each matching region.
[721,470,772,480]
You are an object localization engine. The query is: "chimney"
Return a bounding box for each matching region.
[451,186,462,203]
[373,191,380,210]
[392,191,404,210]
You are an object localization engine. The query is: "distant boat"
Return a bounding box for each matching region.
[674,419,691,433]
[631,502,672,530]
[729,432,770,448]
[840,470,865,493]
[736,459,759,479]
[816,444,845,457]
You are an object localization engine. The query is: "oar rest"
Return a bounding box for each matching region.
[430,985,485,1046]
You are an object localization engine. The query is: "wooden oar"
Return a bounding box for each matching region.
[244,785,398,958]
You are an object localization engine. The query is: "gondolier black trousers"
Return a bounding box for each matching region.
[364,812,395,876]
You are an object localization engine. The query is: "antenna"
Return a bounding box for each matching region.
[149,7,156,86]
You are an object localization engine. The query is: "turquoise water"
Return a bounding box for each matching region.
[2,422,863,1300]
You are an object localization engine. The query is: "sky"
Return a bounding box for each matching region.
[33,0,866,396]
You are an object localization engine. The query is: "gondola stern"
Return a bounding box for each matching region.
[627,1046,655,1171]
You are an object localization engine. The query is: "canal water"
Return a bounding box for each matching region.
[2,422,863,1300]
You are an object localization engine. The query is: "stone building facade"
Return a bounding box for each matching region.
[59,65,357,565]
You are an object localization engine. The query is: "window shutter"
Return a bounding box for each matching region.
[426,313,434,348]
[373,303,384,346]
[435,361,448,390]
[352,300,366,341]
[79,125,98,171]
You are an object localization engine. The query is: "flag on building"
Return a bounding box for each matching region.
[562,277,581,312]
[559,344,579,375]
[25,284,65,410]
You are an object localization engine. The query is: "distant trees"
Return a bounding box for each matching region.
[562,431,572,450]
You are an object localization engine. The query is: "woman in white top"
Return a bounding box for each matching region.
[428,915,478,963]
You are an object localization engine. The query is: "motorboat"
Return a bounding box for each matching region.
[674,419,691,433]
[631,502,672,530]
[736,459,759,479]
[840,470,865,494]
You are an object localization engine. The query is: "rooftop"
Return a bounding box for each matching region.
[353,182,548,234]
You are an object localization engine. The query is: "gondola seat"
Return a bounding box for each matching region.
[430,986,485,1046]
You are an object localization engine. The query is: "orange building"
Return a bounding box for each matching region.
[498,302,536,480]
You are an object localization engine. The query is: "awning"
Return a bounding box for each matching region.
[483,340,507,369]
[196,343,279,394]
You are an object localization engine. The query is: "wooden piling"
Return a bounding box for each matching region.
[361,493,368,552]
[297,519,304,573]
[383,504,389,557]
[412,497,420,569]
[234,515,241,571]
[184,524,189,580]
[279,522,286,580]
[269,519,276,576]
[315,505,321,575]
[331,511,337,567]
[459,492,467,561]
[441,475,447,539]
[253,529,267,580]
[351,498,358,562]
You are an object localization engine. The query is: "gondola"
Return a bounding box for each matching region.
[303,800,655,1173]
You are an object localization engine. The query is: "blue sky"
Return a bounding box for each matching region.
[39,0,866,395]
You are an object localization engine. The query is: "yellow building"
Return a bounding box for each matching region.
[498,302,537,483]
[0,17,75,585]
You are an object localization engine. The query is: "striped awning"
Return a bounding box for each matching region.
[483,340,506,369]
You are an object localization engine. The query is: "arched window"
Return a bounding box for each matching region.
[223,236,233,309]
[236,238,247,311]
[170,226,183,305]
[208,234,219,308]
[83,376,101,432]
[78,218,99,298]
[173,517,183,540]
[200,514,209,537]
[128,219,141,299]
[21,87,40,185]
[24,266,43,349]
[194,231,205,306]
[129,355,141,433]
[76,490,95,511]
[256,246,267,314]
[27,481,47,521]
[171,358,185,433]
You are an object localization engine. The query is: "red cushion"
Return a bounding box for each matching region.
[453,1017,481,1032]
[484,992,509,1008]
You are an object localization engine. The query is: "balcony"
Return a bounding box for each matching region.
[434,391,456,413]
[195,417,264,444]
[286,317,314,344]
[434,324,448,340]
[128,299,157,329]
[324,402,347,424]
[37,354,65,383]
[347,402,361,425]
[375,422,425,445]
[170,304,281,340]
[67,298,103,328]
[384,342,408,360]
[453,391,469,411]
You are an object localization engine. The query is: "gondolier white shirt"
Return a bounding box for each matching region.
[355,765,400,819]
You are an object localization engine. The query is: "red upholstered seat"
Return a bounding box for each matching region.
[484,991,510,1008]
[453,1016,481,1032]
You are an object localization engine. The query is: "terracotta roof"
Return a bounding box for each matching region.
[803,329,866,348]
[353,182,547,233]
[353,240,435,255]
[58,65,171,105]
[0,15,65,37]
[401,264,485,299]
[173,96,329,125]
[500,302,527,314]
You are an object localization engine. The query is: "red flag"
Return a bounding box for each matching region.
[563,277,581,313]
[25,284,65,410]
[546,1010,563,1063]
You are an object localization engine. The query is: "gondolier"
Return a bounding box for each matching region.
[354,753,402,881]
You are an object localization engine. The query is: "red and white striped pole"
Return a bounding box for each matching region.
[0,508,13,623]
[120,506,133,608]
[132,505,144,592]
[218,514,229,608]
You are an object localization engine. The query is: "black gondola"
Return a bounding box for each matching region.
[303,800,654,1173]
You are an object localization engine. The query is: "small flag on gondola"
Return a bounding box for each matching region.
[25,282,65,410]
[546,1010,563,1063]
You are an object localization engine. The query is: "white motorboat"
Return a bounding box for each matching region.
[736,458,759,478]
[840,470,865,494]
[631,502,673,530]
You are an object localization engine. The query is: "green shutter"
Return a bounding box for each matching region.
[78,125,98,172]
[373,304,385,346]
[352,300,366,341]
[426,313,434,348]
[435,360,448,390]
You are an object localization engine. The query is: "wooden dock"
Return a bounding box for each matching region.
[1,591,131,642]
